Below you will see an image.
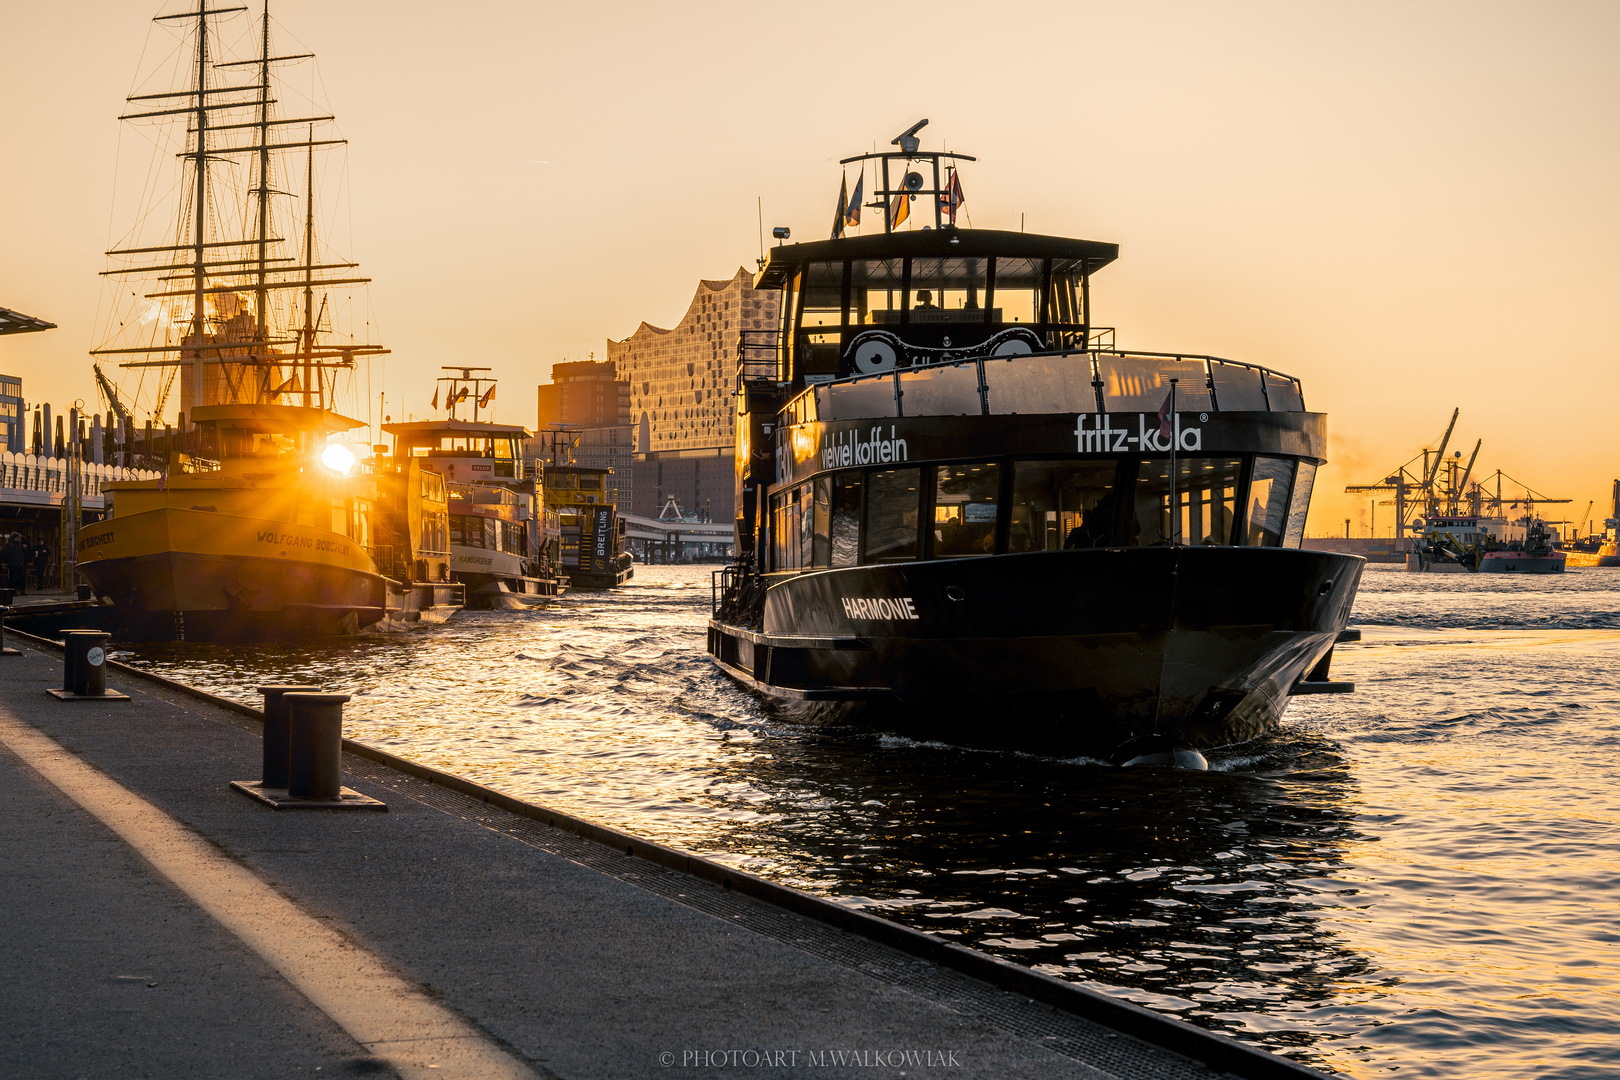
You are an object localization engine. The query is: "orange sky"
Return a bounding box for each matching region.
[3,0,1618,535]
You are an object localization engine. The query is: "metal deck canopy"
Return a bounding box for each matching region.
[0,308,57,336]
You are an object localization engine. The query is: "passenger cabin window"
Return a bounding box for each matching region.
[932,463,1000,557]
[1246,457,1295,547]
[1132,458,1241,546]
[1010,461,1118,551]
[830,473,861,567]
[863,468,920,562]
[1284,463,1315,548]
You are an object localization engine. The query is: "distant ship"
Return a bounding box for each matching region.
[1563,480,1620,568]
[534,429,633,589]
[76,3,460,640]
[383,368,564,608]
[707,123,1363,761]
[1407,513,1566,574]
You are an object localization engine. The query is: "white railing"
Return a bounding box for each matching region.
[0,451,161,502]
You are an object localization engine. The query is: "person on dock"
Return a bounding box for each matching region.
[2,533,27,595]
[31,540,50,592]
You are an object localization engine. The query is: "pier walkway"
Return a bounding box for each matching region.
[0,634,1323,1080]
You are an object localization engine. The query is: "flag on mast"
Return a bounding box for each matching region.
[939,169,965,225]
[845,171,863,228]
[478,384,497,408]
[831,174,848,239]
[889,192,909,229]
[1158,385,1175,440]
[431,385,439,409]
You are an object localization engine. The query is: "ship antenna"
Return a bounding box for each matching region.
[1168,378,1179,545]
[756,196,764,270]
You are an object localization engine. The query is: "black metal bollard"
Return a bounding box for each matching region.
[0,588,14,606]
[284,692,350,799]
[67,631,112,696]
[0,605,12,656]
[60,630,94,691]
[76,583,93,602]
[257,685,321,789]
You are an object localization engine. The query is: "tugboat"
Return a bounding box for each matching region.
[707,122,1363,759]
[534,428,633,589]
[383,368,564,609]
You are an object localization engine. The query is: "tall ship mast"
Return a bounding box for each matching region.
[709,122,1365,763]
[75,2,460,640]
[90,0,385,423]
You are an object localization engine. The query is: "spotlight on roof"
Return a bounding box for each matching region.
[772,226,790,243]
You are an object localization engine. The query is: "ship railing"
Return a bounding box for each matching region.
[712,553,766,626]
[734,329,781,388]
[776,348,1307,428]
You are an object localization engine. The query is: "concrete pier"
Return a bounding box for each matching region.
[0,633,1328,1080]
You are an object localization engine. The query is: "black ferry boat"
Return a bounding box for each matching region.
[708,122,1363,759]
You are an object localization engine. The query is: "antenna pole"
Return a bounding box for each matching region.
[190,0,210,423]
[1168,378,1178,545]
[757,197,764,267]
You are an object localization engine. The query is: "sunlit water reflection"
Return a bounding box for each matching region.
[120,564,1620,1078]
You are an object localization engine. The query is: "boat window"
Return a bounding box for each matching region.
[799,262,846,377]
[812,477,832,567]
[855,259,905,325]
[1263,371,1305,412]
[1010,461,1119,551]
[419,510,447,555]
[1098,356,1214,413]
[822,375,898,421]
[932,463,1001,558]
[900,362,981,417]
[798,484,815,568]
[1209,361,1268,411]
[1245,457,1295,547]
[863,468,920,562]
[1130,458,1242,546]
[908,257,988,324]
[1284,462,1315,548]
[992,257,1041,326]
[451,514,482,548]
[984,354,1096,415]
[831,473,861,567]
[502,521,526,555]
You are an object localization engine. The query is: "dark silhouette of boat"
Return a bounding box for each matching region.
[707,122,1363,760]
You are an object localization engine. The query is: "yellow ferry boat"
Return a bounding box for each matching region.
[77,403,459,641]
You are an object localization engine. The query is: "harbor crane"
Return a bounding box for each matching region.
[1345,409,1568,537]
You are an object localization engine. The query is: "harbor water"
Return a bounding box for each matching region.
[119,564,1620,1079]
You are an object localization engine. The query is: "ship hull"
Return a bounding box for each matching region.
[80,550,388,641]
[460,573,564,609]
[708,547,1362,757]
[1478,552,1566,573]
[77,507,398,642]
